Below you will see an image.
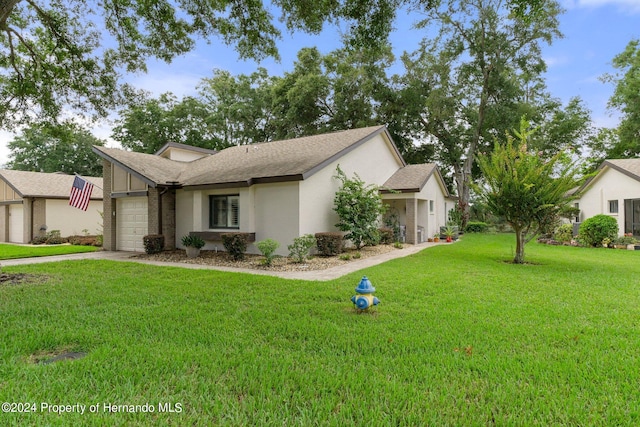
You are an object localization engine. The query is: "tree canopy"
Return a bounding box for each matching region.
[474,119,578,264]
[0,0,557,127]
[7,121,105,176]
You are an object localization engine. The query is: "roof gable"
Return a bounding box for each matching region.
[577,159,640,194]
[0,170,103,199]
[381,163,450,197]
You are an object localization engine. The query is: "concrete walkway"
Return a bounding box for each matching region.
[1,241,444,281]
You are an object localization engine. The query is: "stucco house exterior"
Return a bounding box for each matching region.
[574,159,640,236]
[0,170,103,243]
[93,126,454,254]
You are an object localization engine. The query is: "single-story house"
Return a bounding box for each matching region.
[574,159,640,236]
[0,170,103,243]
[93,126,455,254]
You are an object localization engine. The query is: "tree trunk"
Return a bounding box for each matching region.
[514,227,526,264]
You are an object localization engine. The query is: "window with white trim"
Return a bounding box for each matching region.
[209,195,239,229]
[609,200,619,214]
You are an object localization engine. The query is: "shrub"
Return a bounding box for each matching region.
[143,234,165,254]
[465,221,489,233]
[378,227,394,245]
[288,234,316,263]
[68,235,102,246]
[553,224,574,243]
[256,238,280,266]
[333,166,386,249]
[315,232,343,256]
[578,215,618,247]
[339,253,351,261]
[31,235,48,245]
[181,234,205,249]
[45,230,64,245]
[613,233,637,246]
[221,233,250,261]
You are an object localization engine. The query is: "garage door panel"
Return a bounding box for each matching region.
[116,197,148,252]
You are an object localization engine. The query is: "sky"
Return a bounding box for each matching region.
[0,0,638,166]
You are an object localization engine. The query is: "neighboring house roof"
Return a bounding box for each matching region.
[577,158,640,195]
[94,125,405,189]
[0,170,103,199]
[381,163,451,197]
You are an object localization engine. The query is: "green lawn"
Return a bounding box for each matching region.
[0,243,97,260]
[1,234,639,425]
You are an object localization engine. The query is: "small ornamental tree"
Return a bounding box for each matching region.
[475,119,579,264]
[333,166,387,250]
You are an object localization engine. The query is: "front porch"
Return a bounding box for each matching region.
[383,197,432,244]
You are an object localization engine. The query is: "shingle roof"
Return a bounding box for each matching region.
[382,164,438,192]
[0,170,103,199]
[94,126,401,188]
[93,146,188,186]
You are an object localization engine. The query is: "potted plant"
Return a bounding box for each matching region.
[443,225,456,242]
[181,234,205,258]
[433,234,440,243]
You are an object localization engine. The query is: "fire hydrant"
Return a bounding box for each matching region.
[351,276,380,310]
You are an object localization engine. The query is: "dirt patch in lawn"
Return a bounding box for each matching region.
[0,273,47,286]
[134,244,406,272]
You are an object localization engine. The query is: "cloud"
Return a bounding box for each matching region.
[544,55,571,67]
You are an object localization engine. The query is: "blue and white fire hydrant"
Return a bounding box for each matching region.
[351,276,380,310]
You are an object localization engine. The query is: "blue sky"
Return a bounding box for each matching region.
[0,0,638,166]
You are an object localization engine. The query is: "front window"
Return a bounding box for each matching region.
[209,195,239,229]
[429,200,434,214]
[609,200,619,214]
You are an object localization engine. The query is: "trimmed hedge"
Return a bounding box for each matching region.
[221,232,250,261]
[315,232,344,256]
[465,222,489,233]
[143,234,165,254]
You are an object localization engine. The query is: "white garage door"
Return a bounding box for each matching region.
[116,197,148,252]
[9,204,24,243]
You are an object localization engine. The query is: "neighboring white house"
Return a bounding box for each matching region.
[574,159,640,236]
[0,170,103,243]
[93,126,454,254]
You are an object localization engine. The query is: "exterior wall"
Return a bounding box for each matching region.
[0,180,18,202]
[175,190,194,248]
[0,205,7,241]
[298,133,404,237]
[45,199,103,237]
[103,160,117,250]
[577,167,640,235]
[253,182,299,255]
[32,198,46,239]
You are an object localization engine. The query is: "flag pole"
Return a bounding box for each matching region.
[74,172,103,191]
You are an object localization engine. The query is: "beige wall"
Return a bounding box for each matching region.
[112,165,147,193]
[254,182,299,254]
[299,133,403,236]
[0,180,18,202]
[46,199,103,236]
[578,167,640,235]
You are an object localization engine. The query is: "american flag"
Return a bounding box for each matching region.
[69,176,94,211]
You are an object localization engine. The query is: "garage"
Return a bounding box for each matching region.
[116,197,148,252]
[9,204,24,243]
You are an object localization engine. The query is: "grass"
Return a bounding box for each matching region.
[1,233,639,425]
[0,243,97,260]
